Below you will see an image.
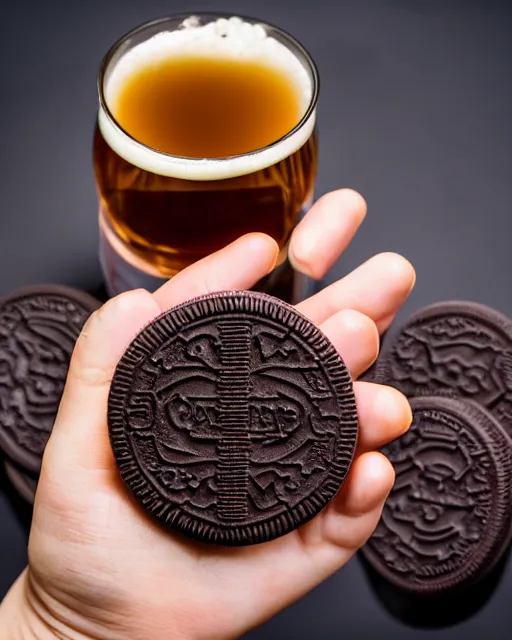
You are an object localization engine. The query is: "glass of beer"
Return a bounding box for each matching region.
[94,13,319,303]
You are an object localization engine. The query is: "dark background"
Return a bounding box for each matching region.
[1,0,511,637]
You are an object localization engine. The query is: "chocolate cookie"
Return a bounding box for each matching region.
[0,285,101,472]
[360,358,389,384]
[359,330,391,384]
[108,291,358,546]
[361,396,512,595]
[376,301,512,437]
[4,461,38,504]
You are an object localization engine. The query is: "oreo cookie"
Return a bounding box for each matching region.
[360,358,389,385]
[108,290,358,546]
[360,330,389,383]
[0,285,101,473]
[374,302,512,437]
[361,396,512,595]
[4,461,38,504]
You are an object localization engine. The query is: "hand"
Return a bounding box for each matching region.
[0,190,415,640]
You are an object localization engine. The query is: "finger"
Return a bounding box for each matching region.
[354,381,412,453]
[289,189,367,280]
[321,452,395,550]
[320,309,379,380]
[45,289,161,471]
[153,233,279,311]
[296,252,416,331]
[51,232,278,468]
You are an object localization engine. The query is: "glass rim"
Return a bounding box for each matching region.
[97,11,320,164]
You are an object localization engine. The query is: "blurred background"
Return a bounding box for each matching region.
[0,1,511,638]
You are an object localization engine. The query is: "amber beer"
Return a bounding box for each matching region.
[94,14,319,302]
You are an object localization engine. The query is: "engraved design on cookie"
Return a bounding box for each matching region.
[382,302,512,436]
[0,286,100,472]
[362,396,512,594]
[108,291,358,545]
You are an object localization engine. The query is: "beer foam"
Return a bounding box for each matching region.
[99,16,316,181]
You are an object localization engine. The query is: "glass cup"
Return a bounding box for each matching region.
[93,13,319,303]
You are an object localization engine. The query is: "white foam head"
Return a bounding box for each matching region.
[98,16,317,181]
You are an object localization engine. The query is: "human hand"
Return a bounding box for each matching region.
[0,189,415,640]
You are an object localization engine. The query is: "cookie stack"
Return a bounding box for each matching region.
[0,285,100,504]
[361,301,512,595]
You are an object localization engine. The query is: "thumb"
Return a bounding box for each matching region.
[43,233,279,477]
[44,289,160,473]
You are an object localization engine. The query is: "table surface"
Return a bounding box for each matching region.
[1,1,511,638]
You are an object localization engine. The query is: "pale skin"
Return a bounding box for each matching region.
[0,189,415,640]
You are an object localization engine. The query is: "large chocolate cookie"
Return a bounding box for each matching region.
[0,285,100,472]
[361,396,512,594]
[108,291,358,546]
[376,301,512,437]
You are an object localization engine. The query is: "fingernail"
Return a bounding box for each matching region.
[408,274,417,296]
[406,262,417,295]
